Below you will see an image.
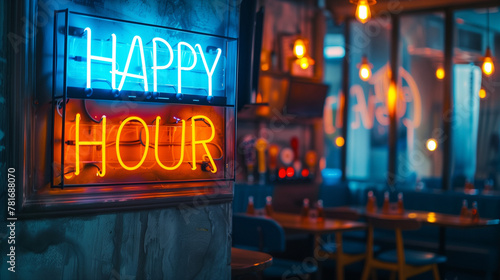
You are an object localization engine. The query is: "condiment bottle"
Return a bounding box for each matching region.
[301,198,310,219]
[246,196,255,215]
[265,196,274,216]
[317,199,325,223]
[397,193,404,214]
[366,191,376,213]
[471,201,479,222]
[382,191,390,214]
[460,199,469,219]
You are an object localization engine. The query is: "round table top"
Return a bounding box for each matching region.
[231,247,273,276]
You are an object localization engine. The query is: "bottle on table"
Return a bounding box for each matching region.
[460,199,469,219]
[246,196,255,215]
[471,201,479,222]
[397,192,404,214]
[317,199,325,223]
[265,196,274,216]
[366,191,377,213]
[301,198,310,219]
[382,191,390,214]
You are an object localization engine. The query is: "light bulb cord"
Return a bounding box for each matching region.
[487,8,490,48]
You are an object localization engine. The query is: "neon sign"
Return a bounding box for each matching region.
[74,113,217,177]
[55,11,237,106]
[83,28,222,96]
[52,11,235,189]
[324,64,422,135]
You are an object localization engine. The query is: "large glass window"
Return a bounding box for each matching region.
[323,17,345,174]
[397,13,445,187]
[452,8,500,191]
[346,19,391,182]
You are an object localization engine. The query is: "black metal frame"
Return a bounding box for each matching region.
[50,9,237,189]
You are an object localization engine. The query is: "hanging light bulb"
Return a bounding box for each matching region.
[436,67,445,80]
[482,47,495,76]
[293,38,306,58]
[482,8,494,76]
[351,0,376,24]
[479,88,487,99]
[295,55,315,70]
[357,55,372,81]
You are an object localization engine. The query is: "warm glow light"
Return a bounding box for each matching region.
[427,212,436,223]
[298,57,309,69]
[483,58,494,76]
[71,114,221,177]
[387,81,397,117]
[116,116,150,171]
[360,67,371,81]
[155,117,185,170]
[436,67,445,80]
[479,88,487,99]
[191,115,217,173]
[426,138,437,152]
[293,39,306,58]
[75,113,107,177]
[335,136,345,147]
[482,47,495,76]
[355,0,371,24]
[286,167,295,178]
[358,56,372,81]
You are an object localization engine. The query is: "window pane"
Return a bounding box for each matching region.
[452,8,500,192]
[346,20,391,182]
[397,13,445,188]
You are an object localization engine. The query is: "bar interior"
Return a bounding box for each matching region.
[1,0,500,279]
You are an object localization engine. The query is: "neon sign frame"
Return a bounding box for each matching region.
[52,10,237,189]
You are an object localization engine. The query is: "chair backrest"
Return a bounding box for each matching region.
[366,215,421,231]
[232,214,286,253]
[325,207,360,221]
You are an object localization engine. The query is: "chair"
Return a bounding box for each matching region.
[361,215,447,280]
[232,214,318,279]
[317,208,378,280]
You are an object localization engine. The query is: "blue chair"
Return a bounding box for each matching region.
[233,214,318,279]
[361,215,447,280]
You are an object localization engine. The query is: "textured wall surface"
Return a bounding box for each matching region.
[1,203,232,279]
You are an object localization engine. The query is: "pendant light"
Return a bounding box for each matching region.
[292,3,314,70]
[350,0,376,24]
[482,8,495,76]
[358,55,373,81]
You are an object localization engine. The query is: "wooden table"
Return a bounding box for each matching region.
[326,205,500,253]
[270,211,367,235]
[231,247,273,277]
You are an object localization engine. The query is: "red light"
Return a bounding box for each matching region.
[278,168,287,179]
[286,167,295,178]
[301,169,309,177]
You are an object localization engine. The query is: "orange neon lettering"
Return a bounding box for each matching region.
[155,116,186,170]
[116,116,149,171]
[75,113,106,176]
[191,115,217,173]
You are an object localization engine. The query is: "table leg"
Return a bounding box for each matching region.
[314,233,322,280]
